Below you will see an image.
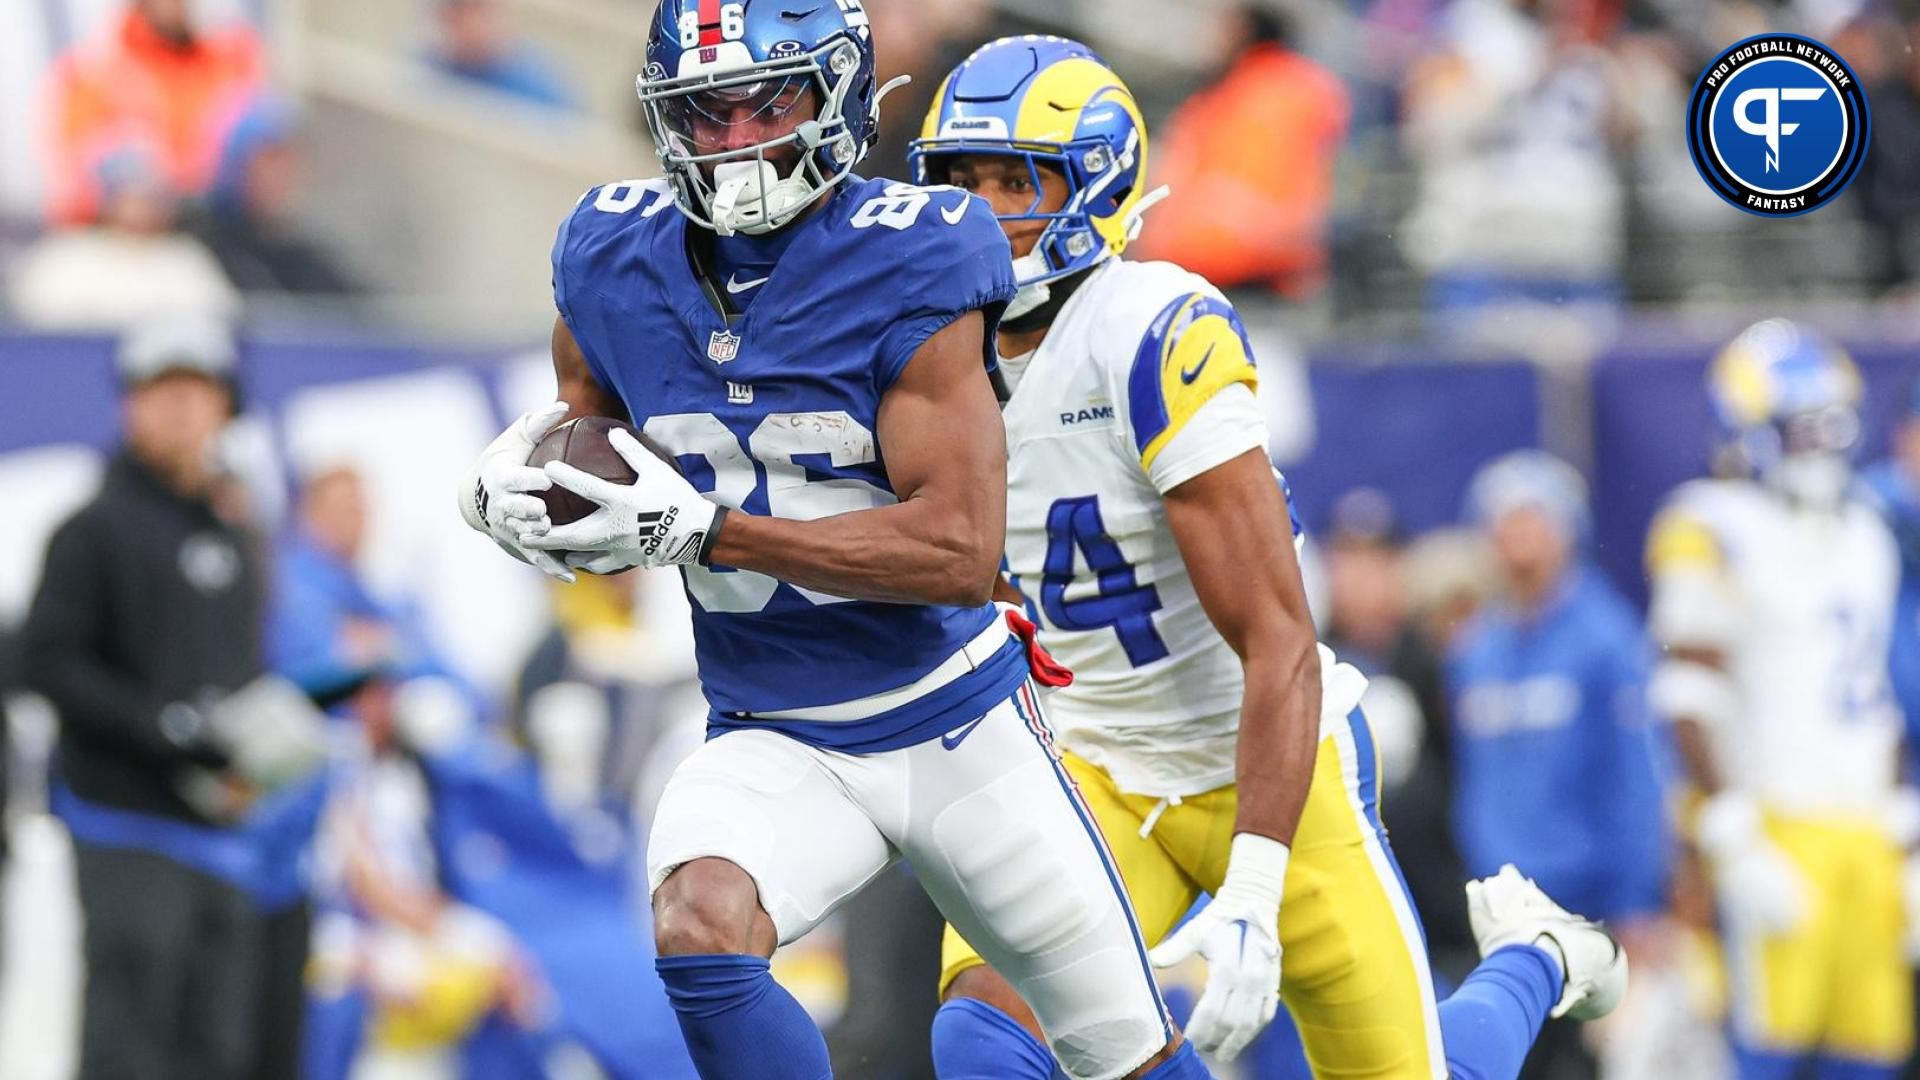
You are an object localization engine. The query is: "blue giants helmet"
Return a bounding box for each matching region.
[909,37,1155,316]
[637,0,886,235]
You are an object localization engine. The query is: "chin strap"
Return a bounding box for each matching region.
[874,73,912,118]
[1122,184,1171,243]
[1000,264,1095,335]
[709,178,746,238]
[710,158,814,237]
[1001,252,1055,321]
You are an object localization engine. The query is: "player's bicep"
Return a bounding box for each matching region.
[552,315,627,421]
[876,311,1005,561]
[1162,448,1313,658]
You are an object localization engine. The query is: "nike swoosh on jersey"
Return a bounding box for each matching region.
[726,273,771,294]
[940,714,987,750]
[1180,343,1216,385]
[940,198,969,225]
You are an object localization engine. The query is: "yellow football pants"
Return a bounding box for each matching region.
[941,709,1447,1079]
[1722,814,1911,1064]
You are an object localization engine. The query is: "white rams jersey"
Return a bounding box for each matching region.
[1000,259,1367,798]
[1647,479,1902,816]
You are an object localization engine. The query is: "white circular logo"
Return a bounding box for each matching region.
[178,532,241,594]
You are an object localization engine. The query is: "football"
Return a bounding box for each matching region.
[526,415,675,527]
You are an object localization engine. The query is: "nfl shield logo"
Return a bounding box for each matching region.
[707,329,741,364]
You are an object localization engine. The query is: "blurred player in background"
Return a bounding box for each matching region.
[459,4,1211,1078]
[911,36,1624,1080]
[1646,320,1917,1080]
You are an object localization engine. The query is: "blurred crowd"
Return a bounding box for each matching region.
[4,0,1920,337]
[3,0,583,331]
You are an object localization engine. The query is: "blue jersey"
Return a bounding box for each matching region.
[552,175,1022,751]
[1446,567,1670,922]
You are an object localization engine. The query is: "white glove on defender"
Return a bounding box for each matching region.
[526,428,724,571]
[458,401,573,582]
[1697,793,1807,934]
[1149,833,1288,1062]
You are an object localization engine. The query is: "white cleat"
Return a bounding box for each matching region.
[1467,863,1627,1021]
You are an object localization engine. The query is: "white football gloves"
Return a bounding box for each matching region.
[1149,833,1288,1062]
[524,427,725,572]
[1696,792,1807,934]
[458,402,574,582]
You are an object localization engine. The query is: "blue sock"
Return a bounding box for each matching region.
[1813,1055,1903,1080]
[1730,1044,1804,1080]
[930,997,1055,1080]
[656,954,831,1080]
[1139,1041,1213,1079]
[1438,944,1560,1080]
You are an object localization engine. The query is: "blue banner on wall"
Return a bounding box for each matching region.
[1287,358,1544,536]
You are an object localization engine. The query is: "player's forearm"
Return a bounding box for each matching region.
[707,500,998,607]
[1672,717,1725,797]
[1657,642,1730,797]
[1232,628,1320,846]
[551,315,628,422]
[23,653,196,763]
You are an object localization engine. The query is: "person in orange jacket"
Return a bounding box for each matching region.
[44,0,265,225]
[1132,6,1349,299]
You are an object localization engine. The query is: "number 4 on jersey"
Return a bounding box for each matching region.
[1042,495,1170,667]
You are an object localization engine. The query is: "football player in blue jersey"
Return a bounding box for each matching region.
[458,5,1212,1080]
[909,36,1627,1080]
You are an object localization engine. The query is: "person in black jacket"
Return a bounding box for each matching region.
[20,314,325,1080]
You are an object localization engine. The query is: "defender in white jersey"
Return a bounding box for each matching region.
[995,258,1369,793]
[911,37,1625,1079]
[1648,320,1915,1077]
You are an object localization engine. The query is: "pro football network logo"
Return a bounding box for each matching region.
[1687,33,1869,217]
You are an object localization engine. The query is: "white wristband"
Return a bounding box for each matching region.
[1220,832,1291,909]
[1650,659,1737,729]
[1887,788,1920,849]
[1695,792,1762,860]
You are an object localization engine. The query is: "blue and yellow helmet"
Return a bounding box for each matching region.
[909,37,1151,296]
[1708,318,1862,473]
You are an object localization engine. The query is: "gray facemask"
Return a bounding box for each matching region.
[1765,452,1852,510]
